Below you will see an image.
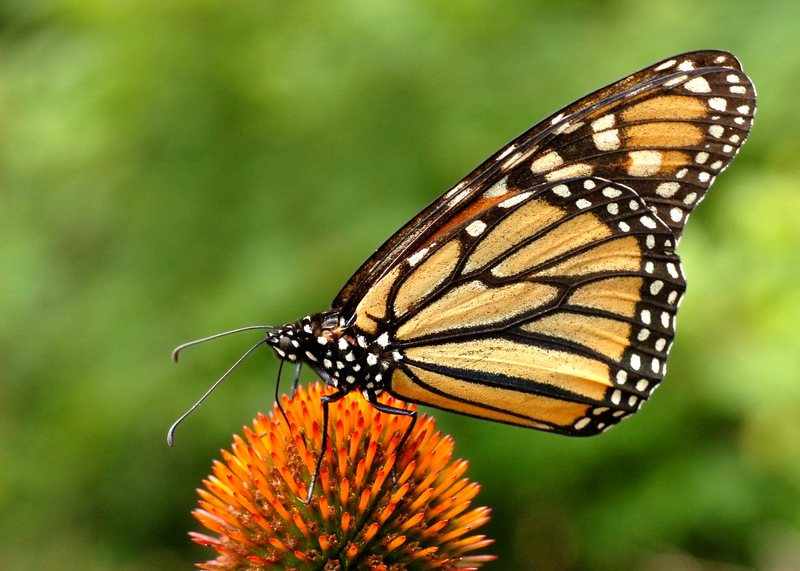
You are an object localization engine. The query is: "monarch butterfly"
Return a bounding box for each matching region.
[170,50,755,500]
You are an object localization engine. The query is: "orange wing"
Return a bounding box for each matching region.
[335,50,755,317]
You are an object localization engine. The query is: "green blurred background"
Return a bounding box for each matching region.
[2,1,799,569]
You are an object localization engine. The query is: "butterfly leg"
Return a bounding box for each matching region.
[291,362,302,396]
[302,387,350,504]
[275,361,305,428]
[274,359,291,426]
[369,399,417,488]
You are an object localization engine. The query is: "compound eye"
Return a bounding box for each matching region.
[278,336,293,353]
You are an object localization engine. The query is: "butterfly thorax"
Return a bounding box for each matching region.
[266,310,392,401]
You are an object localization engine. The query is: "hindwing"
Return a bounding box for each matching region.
[355,176,685,434]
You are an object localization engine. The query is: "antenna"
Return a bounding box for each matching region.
[167,334,271,446]
[171,325,275,362]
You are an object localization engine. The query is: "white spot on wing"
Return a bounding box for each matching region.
[465,220,487,237]
[483,177,509,198]
[408,246,430,266]
[496,145,517,161]
[627,150,662,176]
[684,76,711,93]
[664,74,688,87]
[640,216,657,229]
[593,129,621,151]
[502,151,525,170]
[591,114,616,131]
[552,184,570,197]
[545,163,594,181]
[709,97,727,111]
[499,191,532,209]
[530,151,564,174]
[667,263,679,278]
[443,182,466,199]
[656,182,680,197]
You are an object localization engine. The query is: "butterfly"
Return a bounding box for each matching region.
[170,50,755,499]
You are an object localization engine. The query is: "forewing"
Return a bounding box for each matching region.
[335,50,754,315]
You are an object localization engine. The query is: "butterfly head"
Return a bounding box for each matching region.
[265,311,391,400]
[265,317,318,364]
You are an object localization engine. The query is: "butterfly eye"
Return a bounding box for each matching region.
[278,335,294,354]
[321,313,339,329]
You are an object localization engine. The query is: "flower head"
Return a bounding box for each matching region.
[191,382,495,570]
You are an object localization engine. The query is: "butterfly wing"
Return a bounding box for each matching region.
[335,50,755,314]
[331,51,754,435]
[356,176,684,434]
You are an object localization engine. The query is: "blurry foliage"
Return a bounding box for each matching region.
[2,0,799,569]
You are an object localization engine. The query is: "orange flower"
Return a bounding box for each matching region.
[191,383,495,570]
